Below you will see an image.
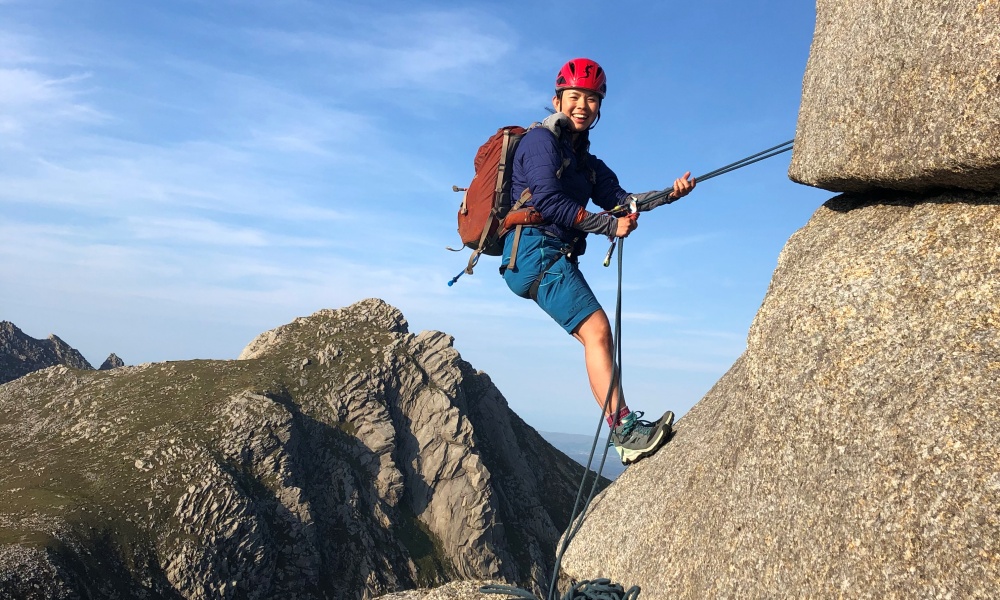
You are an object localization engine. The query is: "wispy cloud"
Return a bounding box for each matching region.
[275,20,507,86]
[242,6,539,107]
[126,217,281,247]
[0,68,105,134]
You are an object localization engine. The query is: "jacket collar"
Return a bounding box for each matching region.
[541,112,590,153]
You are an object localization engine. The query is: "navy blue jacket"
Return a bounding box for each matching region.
[511,116,631,254]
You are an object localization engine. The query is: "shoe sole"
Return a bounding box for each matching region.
[620,411,675,465]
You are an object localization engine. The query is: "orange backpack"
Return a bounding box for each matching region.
[448,125,541,285]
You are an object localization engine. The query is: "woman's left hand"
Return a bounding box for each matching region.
[668,172,696,199]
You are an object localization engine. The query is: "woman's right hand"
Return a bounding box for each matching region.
[615,215,638,238]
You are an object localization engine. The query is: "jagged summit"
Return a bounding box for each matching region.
[0,300,596,599]
[99,353,126,370]
[0,320,94,384]
[239,298,409,361]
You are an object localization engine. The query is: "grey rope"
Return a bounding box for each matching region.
[484,232,633,600]
[632,139,794,212]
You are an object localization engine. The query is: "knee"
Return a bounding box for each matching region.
[591,324,614,351]
[575,310,614,348]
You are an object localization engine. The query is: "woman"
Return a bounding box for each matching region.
[502,57,695,465]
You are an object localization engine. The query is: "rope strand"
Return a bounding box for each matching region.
[603,139,795,216]
[695,139,793,183]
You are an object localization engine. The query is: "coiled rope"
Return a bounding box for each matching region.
[481,138,794,600]
[481,578,640,600]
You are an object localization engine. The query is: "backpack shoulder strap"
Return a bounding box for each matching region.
[493,128,520,212]
[505,188,534,271]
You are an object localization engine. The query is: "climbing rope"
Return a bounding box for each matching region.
[482,579,640,600]
[634,138,793,212]
[481,139,794,600]
[599,139,794,266]
[483,230,631,600]
[547,231,630,598]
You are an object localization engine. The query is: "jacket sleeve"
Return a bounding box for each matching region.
[633,189,676,212]
[590,156,673,213]
[589,156,632,212]
[515,129,586,228]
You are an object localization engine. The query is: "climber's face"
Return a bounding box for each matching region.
[553,89,601,131]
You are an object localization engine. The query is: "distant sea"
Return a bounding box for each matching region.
[539,430,627,480]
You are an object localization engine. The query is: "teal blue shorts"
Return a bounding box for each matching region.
[502,228,602,334]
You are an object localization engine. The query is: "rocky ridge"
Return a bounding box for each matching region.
[0,321,95,385]
[0,299,595,599]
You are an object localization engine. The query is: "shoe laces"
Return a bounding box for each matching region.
[613,411,655,440]
[625,411,657,435]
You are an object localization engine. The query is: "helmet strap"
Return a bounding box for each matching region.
[588,111,601,131]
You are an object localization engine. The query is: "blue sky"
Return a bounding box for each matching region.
[1,0,830,434]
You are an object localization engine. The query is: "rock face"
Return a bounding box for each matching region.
[789,0,1000,192]
[0,299,594,599]
[559,4,1000,593]
[559,194,1000,597]
[0,321,94,384]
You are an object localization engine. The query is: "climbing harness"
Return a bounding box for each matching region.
[525,233,580,301]
[481,139,794,600]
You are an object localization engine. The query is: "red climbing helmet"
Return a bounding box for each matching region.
[555,58,607,99]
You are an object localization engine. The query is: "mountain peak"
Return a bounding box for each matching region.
[0,300,598,598]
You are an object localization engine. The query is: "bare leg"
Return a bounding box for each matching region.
[572,309,626,421]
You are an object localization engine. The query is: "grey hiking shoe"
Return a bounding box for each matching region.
[610,410,674,465]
